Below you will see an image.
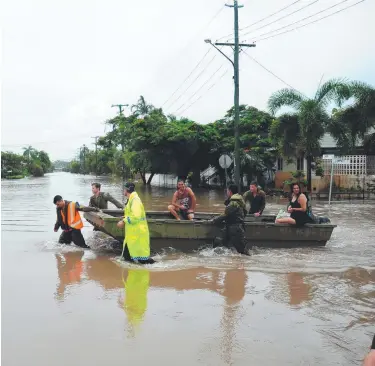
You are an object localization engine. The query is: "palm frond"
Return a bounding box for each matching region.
[349,82,375,122]
[267,89,304,116]
[314,78,350,107]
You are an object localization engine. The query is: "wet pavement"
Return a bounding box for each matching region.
[1,172,375,365]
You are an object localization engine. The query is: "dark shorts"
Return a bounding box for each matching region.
[179,209,190,220]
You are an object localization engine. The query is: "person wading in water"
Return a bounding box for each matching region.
[53,195,99,249]
[275,183,313,226]
[168,180,197,220]
[242,181,266,216]
[116,182,155,264]
[212,184,251,255]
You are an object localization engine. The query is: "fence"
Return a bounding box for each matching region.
[321,155,374,175]
[311,155,375,199]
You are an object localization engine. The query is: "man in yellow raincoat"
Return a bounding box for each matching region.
[117,182,155,264]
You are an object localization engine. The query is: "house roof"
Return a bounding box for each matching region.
[320,127,374,148]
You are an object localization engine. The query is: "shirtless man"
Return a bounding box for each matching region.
[168,180,196,220]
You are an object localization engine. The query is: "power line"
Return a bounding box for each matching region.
[165,51,220,112]
[252,0,364,42]
[172,64,225,115]
[177,69,230,116]
[241,0,302,30]
[242,50,303,94]
[161,49,212,107]
[161,5,225,108]
[177,6,225,52]
[241,0,320,38]
[216,0,302,41]
[246,0,350,41]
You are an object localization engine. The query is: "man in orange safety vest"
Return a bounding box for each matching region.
[53,195,99,249]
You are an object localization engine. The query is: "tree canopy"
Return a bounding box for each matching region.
[1,148,53,178]
[65,78,375,189]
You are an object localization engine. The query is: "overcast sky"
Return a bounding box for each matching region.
[2,0,374,161]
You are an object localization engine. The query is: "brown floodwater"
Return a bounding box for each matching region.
[1,172,375,365]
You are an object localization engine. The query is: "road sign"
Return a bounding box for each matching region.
[323,154,334,160]
[219,154,232,169]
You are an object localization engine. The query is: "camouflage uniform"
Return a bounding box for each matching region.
[89,192,124,209]
[212,194,250,255]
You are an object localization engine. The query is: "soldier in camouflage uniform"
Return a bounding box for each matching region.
[212,184,251,255]
[89,182,124,210]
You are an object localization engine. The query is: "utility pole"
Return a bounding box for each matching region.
[111,104,129,116]
[92,136,100,177]
[111,104,128,180]
[82,144,86,175]
[205,1,255,192]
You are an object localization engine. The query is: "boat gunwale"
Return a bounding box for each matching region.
[84,211,337,229]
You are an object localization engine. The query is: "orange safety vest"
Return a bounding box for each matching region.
[61,201,84,230]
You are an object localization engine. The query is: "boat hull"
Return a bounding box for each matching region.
[83,210,336,251]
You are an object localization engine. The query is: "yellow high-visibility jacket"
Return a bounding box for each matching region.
[123,192,151,260]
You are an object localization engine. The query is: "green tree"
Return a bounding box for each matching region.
[209,106,277,186]
[130,95,154,117]
[268,79,348,191]
[328,81,375,153]
[38,150,52,173]
[1,152,26,177]
[2,148,53,178]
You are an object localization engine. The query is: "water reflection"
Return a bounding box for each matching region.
[56,253,249,342]
[287,273,313,306]
[55,252,84,301]
[220,267,247,365]
[120,269,150,337]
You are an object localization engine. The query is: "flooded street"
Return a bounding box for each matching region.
[2,172,375,365]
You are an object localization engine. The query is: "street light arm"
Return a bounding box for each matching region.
[205,41,234,68]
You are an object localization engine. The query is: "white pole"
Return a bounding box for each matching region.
[328,158,334,205]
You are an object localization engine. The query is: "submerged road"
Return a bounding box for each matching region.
[2,172,375,365]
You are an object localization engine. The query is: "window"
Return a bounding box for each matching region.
[297,157,304,171]
[277,157,283,171]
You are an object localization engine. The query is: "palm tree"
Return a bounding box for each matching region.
[268,79,349,191]
[22,145,37,170]
[328,81,375,153]
[131,95,154,117]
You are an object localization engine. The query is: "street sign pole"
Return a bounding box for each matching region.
[219,154,233,198]
[328,159,334,205]
[323,154,335,205]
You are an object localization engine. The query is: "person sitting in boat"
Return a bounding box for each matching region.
[302,191,331,224]
[242,181,266,216]
[211,184,251,255]
[168,180,197,220]
[53,195,99,249]
[116,182,155,264]
[275,183,314,226]
[89,182,124,209]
